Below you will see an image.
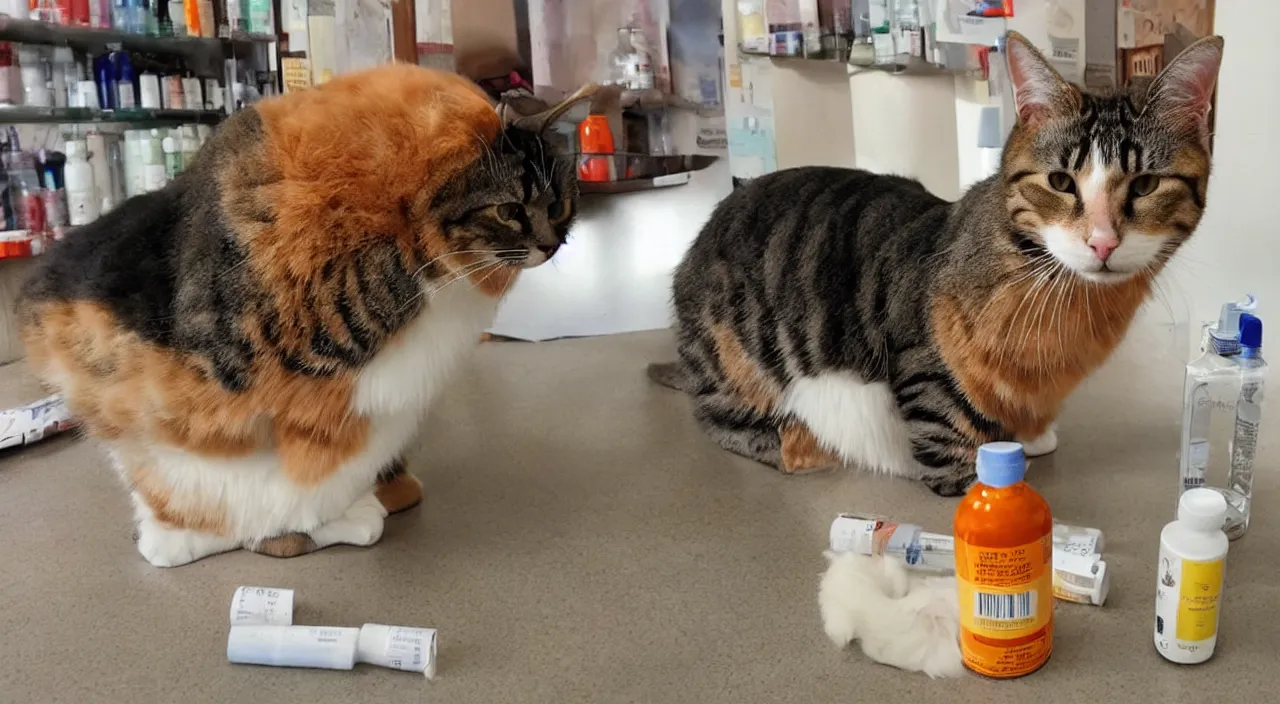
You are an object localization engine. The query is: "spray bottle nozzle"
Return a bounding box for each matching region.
[1209,294,1259,356]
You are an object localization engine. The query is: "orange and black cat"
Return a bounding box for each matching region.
[18,65,591,566]
[650,33,1224,495]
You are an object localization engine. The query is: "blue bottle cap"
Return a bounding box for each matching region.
[1239,313,1263,358]
[976,442,1027,488]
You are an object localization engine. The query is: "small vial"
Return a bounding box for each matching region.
[229,586,294,626]
[1154,489,1229,664]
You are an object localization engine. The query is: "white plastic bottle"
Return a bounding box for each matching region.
[64,139,100,226]
[1154,488,1229,664]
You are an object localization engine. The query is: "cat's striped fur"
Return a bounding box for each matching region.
[650,33,1224,495]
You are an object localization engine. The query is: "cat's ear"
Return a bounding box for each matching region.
[504,83,598,133]
[1142,35,1224,145]
[1005,31,1080,124]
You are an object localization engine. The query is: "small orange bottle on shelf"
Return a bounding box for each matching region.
[954,442,1054,678]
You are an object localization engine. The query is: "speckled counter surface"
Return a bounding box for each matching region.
[1,329,1275,703]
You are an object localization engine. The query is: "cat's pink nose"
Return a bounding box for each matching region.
[1089,238,1117,261]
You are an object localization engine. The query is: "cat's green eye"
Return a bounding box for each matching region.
[1131,174,1160,197]
[547,198,572,225]
[1047,172,1076,194]
[495,202,523,223]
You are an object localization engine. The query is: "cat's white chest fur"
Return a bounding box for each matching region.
[354,283,500,416]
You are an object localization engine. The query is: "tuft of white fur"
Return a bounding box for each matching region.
[819,552,964,679]
[781,372,919,477]
[127,283,498,567]
[1019,423,1059,457]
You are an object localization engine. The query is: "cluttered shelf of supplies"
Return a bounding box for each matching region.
[0,6,280,261]
[0,17,274,57]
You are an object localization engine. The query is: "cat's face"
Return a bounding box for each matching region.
[1001,33,1223,284]
[431,126,578,270]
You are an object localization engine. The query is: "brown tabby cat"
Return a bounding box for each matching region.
[18,65,591,565]
[649,32,1224,495]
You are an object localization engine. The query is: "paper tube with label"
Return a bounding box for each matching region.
[829,513,1110,605]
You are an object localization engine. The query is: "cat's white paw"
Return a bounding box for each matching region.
[310,493,388,548]
[136,520,240,567]
[1020,426,1058,457]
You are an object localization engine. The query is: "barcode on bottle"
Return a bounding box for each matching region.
[974,590,1036,620]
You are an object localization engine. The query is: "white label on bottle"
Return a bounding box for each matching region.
[1057,534,1098,557]
[1155,543,1224,662]
[67,190,97,226]
[117,83,136,110]
[828,515,879,554]
[143,164,168,191]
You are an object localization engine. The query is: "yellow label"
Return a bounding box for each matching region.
[956,536,1054,677]
[1176,558,1223,641]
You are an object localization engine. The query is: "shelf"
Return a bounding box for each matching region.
[0,18,274,60]
[0,106,223,125]
[579,171,693,194]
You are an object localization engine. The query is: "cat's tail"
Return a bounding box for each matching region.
[646,362,692,393]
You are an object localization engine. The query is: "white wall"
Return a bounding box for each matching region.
[1173,0,1280,328]
[848,71,962,199]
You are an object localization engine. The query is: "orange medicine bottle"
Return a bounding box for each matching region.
[954,442,1053,678]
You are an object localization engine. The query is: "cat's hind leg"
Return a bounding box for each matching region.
[692,389,784,468]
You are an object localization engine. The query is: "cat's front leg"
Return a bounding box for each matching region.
[308,492,388,549]
[134,498,243,568]
[1017,423,1058,457]
[249,492,390,558]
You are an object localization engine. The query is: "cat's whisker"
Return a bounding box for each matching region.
[411,249,529,280]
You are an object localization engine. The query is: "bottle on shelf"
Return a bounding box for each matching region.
[85,131,116,213]
[166,0,184,34]
[93,52,115,109]
[141,127,166,190]
[179,123,197,164]
[161,133,180,179]
[18,45,54,108]
[64,138,99,226]
[4,149,47,234]
[113,50,136,109]
[68,0,91,25]
[0,43,15,107]
[50,47,78,109]
[196,0,214,38]
[37,149,68,236]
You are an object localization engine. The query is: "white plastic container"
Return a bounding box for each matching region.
[64,139,99,226]
[85,132,115,214]
[227,625,360,670]
[123,130,146,198]
[229,586,294,626]
[138,72,162,109]
[357,624,438,678]
[1154,488,1229,664]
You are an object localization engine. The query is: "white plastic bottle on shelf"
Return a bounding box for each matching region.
[64,139,100,227]
[1154,488,1229,665]
[142,129,168,192]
